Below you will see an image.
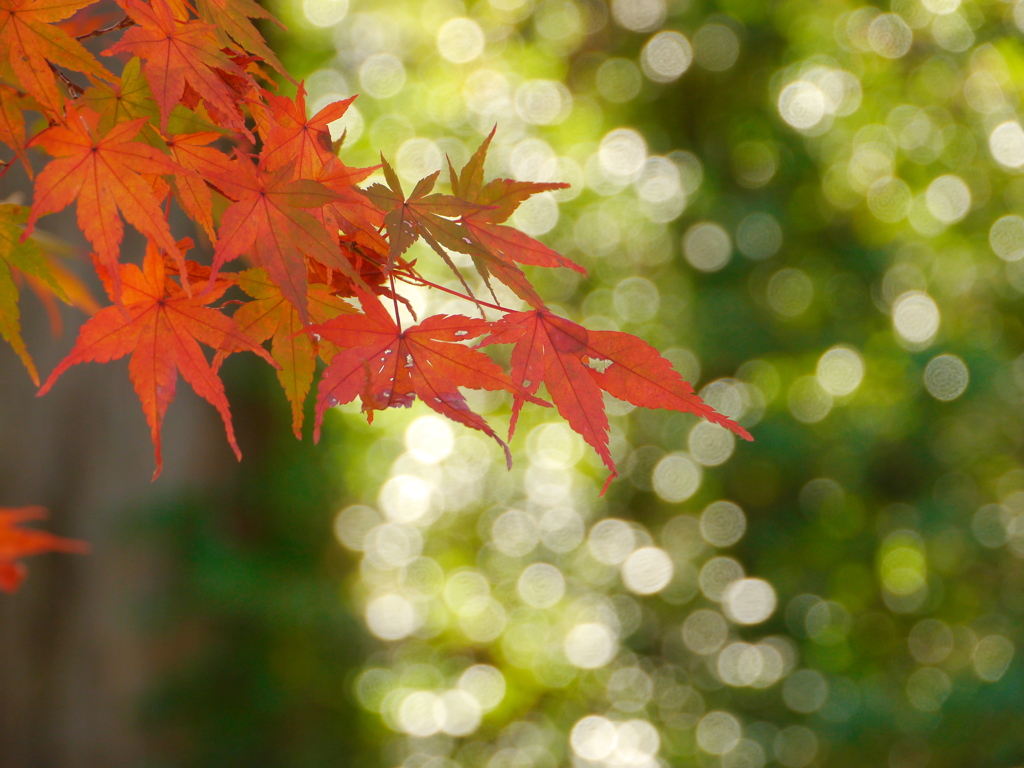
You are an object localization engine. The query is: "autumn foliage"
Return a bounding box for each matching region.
[0,0,751,586]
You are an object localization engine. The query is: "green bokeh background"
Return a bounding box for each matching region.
[138,0,1024,765]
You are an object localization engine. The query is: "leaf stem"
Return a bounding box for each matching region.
[388,272,402,332]
[403,273,513,314]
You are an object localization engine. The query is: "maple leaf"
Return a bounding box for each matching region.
[450,129,587,296]
[0,203,69,384]
[307,292,549,463]
[164,131,236,240]
[208,155,365,321]
[25,104,188,303]
[193,0,287,79]
[0,0,115,114]
[105,0,253,133]
[229,267,354,438]
[481,309,753,493]
[0,506,88,593]
[0,84,35,177]
[255,85,356,177]
[37,242,276,479]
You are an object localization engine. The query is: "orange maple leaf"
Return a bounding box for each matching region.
[105,0,253,133]
[0,0,114,114]
[25,104,188,303]
[38,242,276,479]
[0,506,88,593]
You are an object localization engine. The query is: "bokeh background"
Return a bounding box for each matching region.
[4,0,1024,765]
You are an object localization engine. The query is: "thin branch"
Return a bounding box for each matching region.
[47,63,84,97]
[75,15,134,41]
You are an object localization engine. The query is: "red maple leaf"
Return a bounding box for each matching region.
[25,104,187,303]
[307,292,549,463]
[481,308,753,493]
[0,0,115,114]
[0,506,88,593]
[208,154,364,320]
[105,0,252,133]
[164,131,236,241]
[255,85,355,177]
[192,0,287,79]
[37,241,276,479]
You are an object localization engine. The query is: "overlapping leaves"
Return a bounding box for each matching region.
[0,0,750,503]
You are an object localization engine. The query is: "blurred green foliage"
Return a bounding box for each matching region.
[144,0,1024,765]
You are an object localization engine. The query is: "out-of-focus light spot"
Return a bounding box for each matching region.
[443,568,490,610]
[564,622,618,668]
[722,578,777,625]
[607,666,654,711]
[774,725,818,768]
[728,739,768,767]
[926,175,971,223]
[492,508,540,557]
[404,415,454,464]
[599,128,647,180]
[973,635,1015,681]
[613,276,659,323]
[767,268,813,316]
[403,557,443,597]
[398,690,443,736]
[518,562,566,607]
[989,122,1024,169]
[366,592,419,640]
[458,597,506,642]
[510,138,556,181]
[355,668,393,712]
[700,379,747,421]
[909,619,954,664]
[732,141,777,188]
[868,13,913,58]
[788,376,833,424]
[879,530,927,596]
[302,0,347,28]
[990,215,1024,261]
[817,346,865,397]
[693,24,740,72]
[540,507,585,552]
[613,719,660,763]
[597,57,643,103]
[458,664,506,711]
[778,81,826,130]
[635,156,682,202]
[439,689,482,736]
[571,715,617,760]
[359,53,405,98]
[805,600,851,645]
[924,354,969,401]
[701,501,746,547]
[697,711,741,755]
[782,669,828,713]
[395,137,442,181]
[327,102,362,145]
[528,423,586,469]
[334,504,381,550]
[653,452,703,502]
[683,222,731,272]
[868,176,912,223]
[683,609,729,654]
[463,68,512,116]
[621,546,674,594]
[589,518,636,565]
[922,0,960,12]
[641,31,692,82]
[512,192,559,235]
[437,17,485,63]
[379,474,436,524]
[611,0,666,32]
[932,13,974,52]
[364,523,423,568]
[737,212,782,260]
[892,290,940,346]
[718,642,764,686]
[700,556,745,602]
[515,79,571,124]
[906,667,951,712]
[973,504,1008,548]
[688,422,736,466]
[535,0,584,44]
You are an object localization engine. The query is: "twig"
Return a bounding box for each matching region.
[75,15,134,41]
[47,63,84,98]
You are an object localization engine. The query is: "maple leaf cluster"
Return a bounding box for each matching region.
[0,0,752,505]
